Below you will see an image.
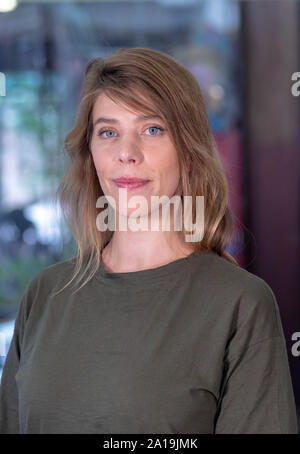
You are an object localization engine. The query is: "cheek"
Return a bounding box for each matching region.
[91,147,108,176]
[157,150,181,188]
[90,153,110,195]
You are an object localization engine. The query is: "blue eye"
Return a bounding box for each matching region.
[146,126,164,136]
[97,126,165,139]
[98,130,116,139]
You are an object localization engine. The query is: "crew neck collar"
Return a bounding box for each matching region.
[95,250,216,288]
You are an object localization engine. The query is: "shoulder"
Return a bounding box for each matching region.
[30,257,76,291]
[21,257,77,308]
[13,258,77,326]
[189,250,276,298]
[188,251,283,340]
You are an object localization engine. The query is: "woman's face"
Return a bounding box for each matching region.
[90,92,181,226]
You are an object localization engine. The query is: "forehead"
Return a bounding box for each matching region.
[92,91,156,118]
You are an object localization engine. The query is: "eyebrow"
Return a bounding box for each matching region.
[93,115,164,128]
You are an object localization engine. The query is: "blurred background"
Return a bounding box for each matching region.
[0,0,299,431]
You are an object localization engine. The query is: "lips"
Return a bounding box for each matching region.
[112,177,150,190]
[113,177,150,184]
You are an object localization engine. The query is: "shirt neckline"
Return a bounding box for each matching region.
[95,250,217,288]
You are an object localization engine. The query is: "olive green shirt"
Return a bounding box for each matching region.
[0,251,298,433]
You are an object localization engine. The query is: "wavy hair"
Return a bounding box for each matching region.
[53,47,239,296]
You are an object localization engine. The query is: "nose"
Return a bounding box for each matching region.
[118,154,137,164]
[115,134,143,165]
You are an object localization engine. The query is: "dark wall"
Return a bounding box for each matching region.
[241,0,300,409]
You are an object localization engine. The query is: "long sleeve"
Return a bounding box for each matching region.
[0,279,35,434]
[213,280,298,434]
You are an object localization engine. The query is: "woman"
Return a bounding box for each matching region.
[0,47,298,434]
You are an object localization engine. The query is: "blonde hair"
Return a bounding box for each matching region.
[53,47,239,296]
